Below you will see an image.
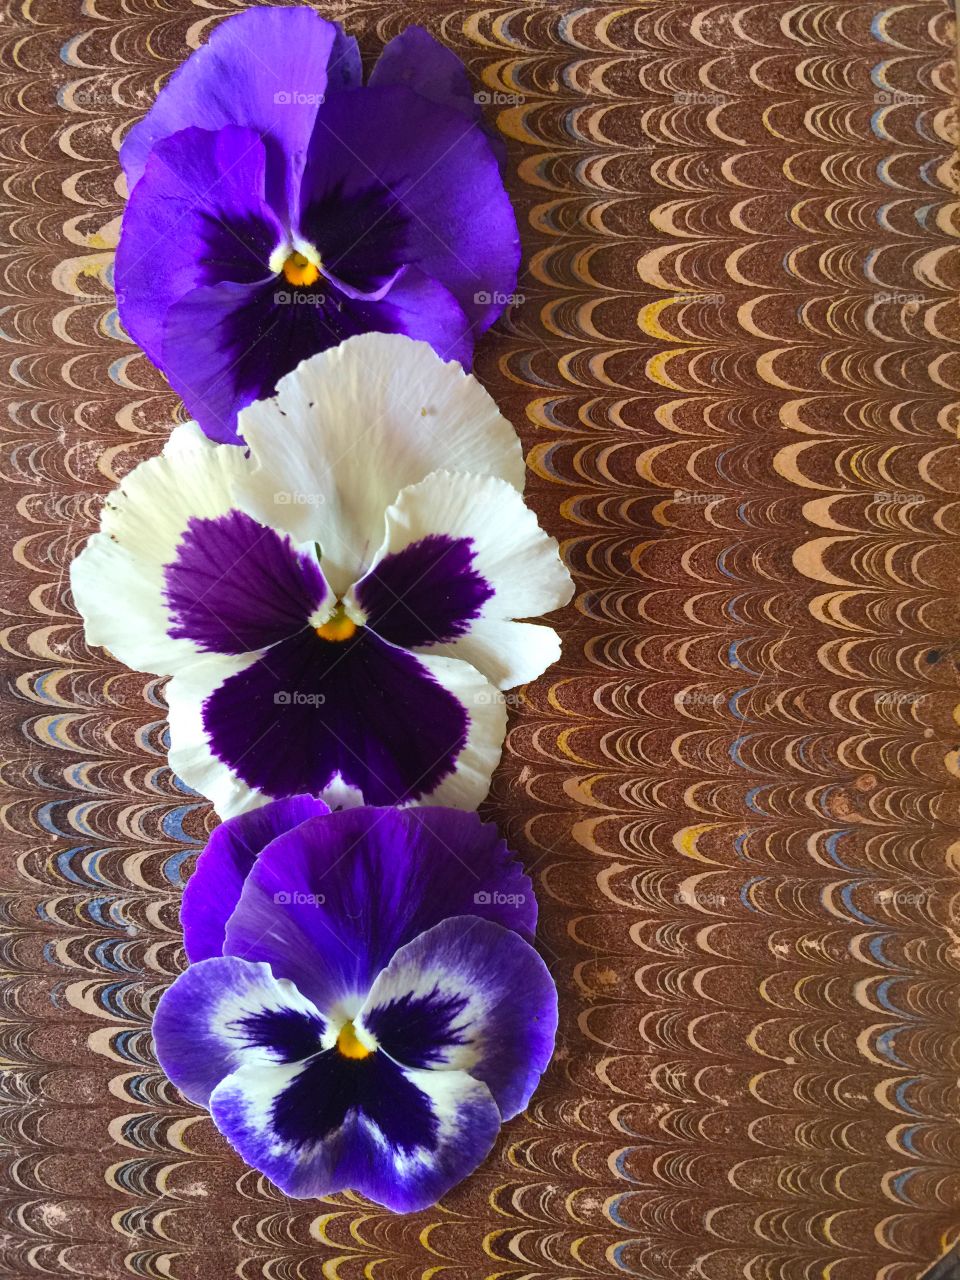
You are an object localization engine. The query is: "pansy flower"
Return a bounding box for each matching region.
[116,6,520,443]
[71,334,573,817]
[154,803,557,1212]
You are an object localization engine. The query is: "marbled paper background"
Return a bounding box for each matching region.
[1,1,959,1277]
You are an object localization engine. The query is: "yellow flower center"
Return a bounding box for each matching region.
[336,1020,371,1060]
[282,251,320,288]
[315,603,358,643]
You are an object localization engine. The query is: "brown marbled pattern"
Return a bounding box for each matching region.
[0,2,959,1277]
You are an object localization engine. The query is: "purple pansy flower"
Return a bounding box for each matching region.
[154,803,557,1212]
[70,334,573,817]
[115,7,520,443]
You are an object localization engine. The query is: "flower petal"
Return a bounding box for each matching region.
[221,806,537,1009]
[360,916,557,1120]
[369,25,507,169]
[351,532,494,647]
[327,26,362,94]
[165,653,267,817]
[350,470,573,688]
[195,627,500,808]
[164,509,328,653]
[120,7,342,216]
[209,1049,500,1210]
[300,84,519,333]
[152,956,327,1107]
[181,795,330,963]
[375,268,473,369]
[236,333,525,597]
[116,125,280,372]
[161,268,472,444]
[69,423,253,676]
[158,278,330,445]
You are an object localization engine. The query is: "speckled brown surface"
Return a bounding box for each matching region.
[1,2,959,1277]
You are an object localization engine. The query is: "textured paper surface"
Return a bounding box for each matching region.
[1,2,958,1277]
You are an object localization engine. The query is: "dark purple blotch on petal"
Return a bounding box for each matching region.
[271,1050,437,1153]
[302,182,407,298]
[238,1007,326,1063]
[355,534,493,649]
[203,628,468,805]
[364,988,469,1068]
[164,509,327,654]
[300,84,519,335]
[116,126,280,371]
[363,917,558,1121]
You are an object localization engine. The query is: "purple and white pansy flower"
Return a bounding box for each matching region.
[116,6,520,443]
[155,803,557,1212]
[71,334,573,818]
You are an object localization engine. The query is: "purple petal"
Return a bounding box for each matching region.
[164,510,328,654]
[181,795,330,963]
[360,916,557,1120]
[301,84,519,332]
[160,269,471,444]
[120,7,342,217]
[152,956,327,1107]
[327,27,362,94]
[222,806,537,1009]
[201,628,468,805]
[210,1050,500,1210]
[355,533,493,648]
[369,25,507,169]
[157,279,322,445]
[116,125,280,378]
[373,268,473,368]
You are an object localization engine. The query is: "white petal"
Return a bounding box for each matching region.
[235,333,525,597]
[349,469,574,689]
[165,654,269,819]
[317,774,366,811]
[70,423,253,675]
[437,617,563,691]
[416,654,506,810]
